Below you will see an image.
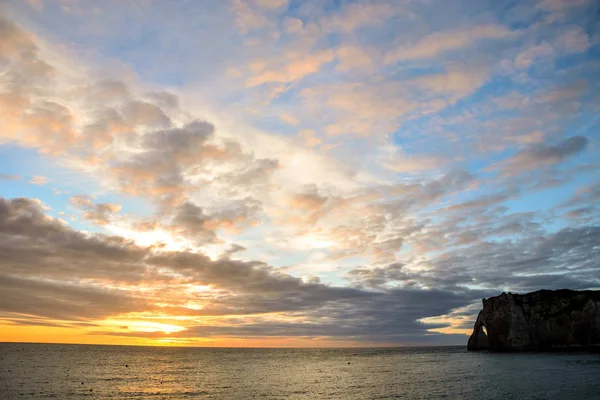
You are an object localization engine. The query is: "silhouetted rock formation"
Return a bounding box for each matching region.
[467,289,600,351]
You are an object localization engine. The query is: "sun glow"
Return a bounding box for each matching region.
[102,319,186,334]
[106,224,188,251]
[297,234,334,249]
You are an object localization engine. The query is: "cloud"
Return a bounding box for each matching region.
[513,42,555,69]
[268,170,475,264]
[0,173,22,181]
[26,0,44,11]
[105,120,279,216]
[300,81,416,137]
[445,192,514,212]
[280,112,299,125]
[537,0,595,22]
[70,195,122,226]
[321,2,397,33]
[0,13,279,222]
[299,129,321,147]
[335,45,376,73]
[286,185,327,211]
[413,64,491,103]
[0,16,77,155]
[29,175,48,185]
[0,2,599,345]
[0,15,35,58]
[558,182,600,210]
[0,197,148,285]
[231,0,273,33]
[283,17,303,34]
[346,263,410,288]
[245,49,335,87]
[384,24,515,64]
[121,100,171,128]
[384,153,446,173]
[220,243,246,259]
[348,217,600,298]
[0,274,151,322]
[490,136,589,176]
[164,200,258,244]
[554,26,590,53]
[2,13,288,249]
[506,130,546,145]
[533,80,588,104]
[296,62,491,140]
[70,194,94,208]
[0,195,485,341]
[255,0,289,9]
[538,0,593,12]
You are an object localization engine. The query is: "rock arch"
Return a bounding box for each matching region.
[467,310,490,351]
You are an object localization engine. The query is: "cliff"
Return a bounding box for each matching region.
[467,289,600,351]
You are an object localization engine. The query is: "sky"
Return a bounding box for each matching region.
[0,0,599,347]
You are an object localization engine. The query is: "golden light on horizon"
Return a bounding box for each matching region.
[106,224,188,251]
[101,319,186,335]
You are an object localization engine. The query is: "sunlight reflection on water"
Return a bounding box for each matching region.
[1,344,599,399]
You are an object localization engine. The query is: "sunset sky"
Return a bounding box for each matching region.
[0,0,599,347]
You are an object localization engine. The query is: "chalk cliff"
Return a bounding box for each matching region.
[467,289,600,351]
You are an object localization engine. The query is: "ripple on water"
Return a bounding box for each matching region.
[1,344,599,399]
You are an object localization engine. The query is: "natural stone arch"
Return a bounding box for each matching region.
[467,310,490,350]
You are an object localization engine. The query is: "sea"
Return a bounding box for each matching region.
[1,343,599,399]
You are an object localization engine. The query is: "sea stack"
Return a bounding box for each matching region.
[467,289,600,351]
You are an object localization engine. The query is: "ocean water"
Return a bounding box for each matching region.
[1,344,599,399]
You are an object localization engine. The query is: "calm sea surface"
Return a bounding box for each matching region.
[1,343,599,399]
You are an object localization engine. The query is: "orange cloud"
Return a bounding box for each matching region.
[246,49,334,87]
[335,45,376,73]
[280,112,299,126]
[322,3,396,33]
[385,24,515,63]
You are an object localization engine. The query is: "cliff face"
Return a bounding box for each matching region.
[468,289,600,351]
